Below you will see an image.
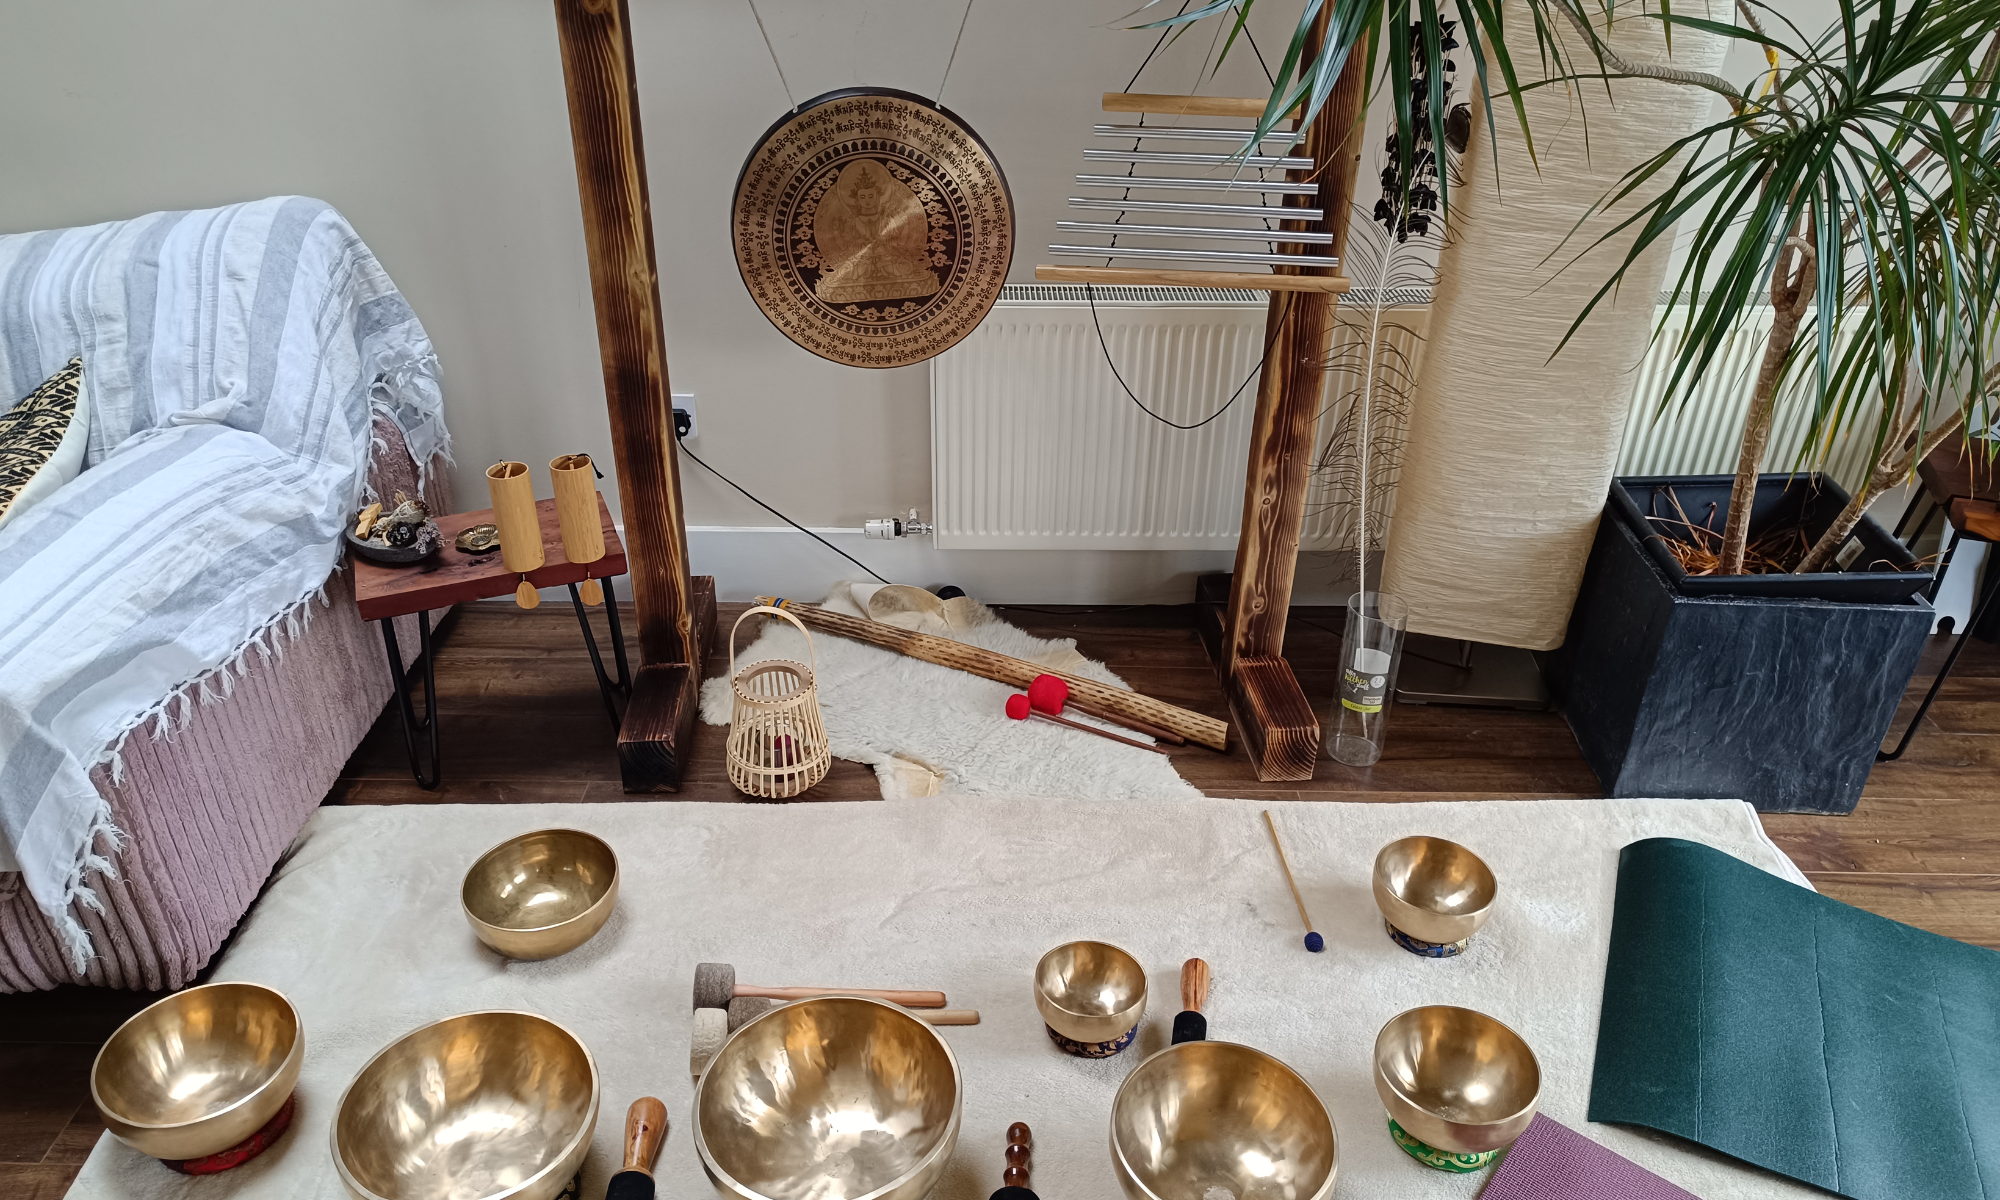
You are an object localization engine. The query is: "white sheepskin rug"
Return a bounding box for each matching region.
[699,583,1201,801]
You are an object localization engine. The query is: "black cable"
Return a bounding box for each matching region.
[991,604,1150,614]
[1086,284,1292,430]
[676,437,892,585]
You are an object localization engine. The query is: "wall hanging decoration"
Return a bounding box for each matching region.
[732,87,1013,368]
[550,453,606,605]
[724,606,831,799]
[486,460,545,609]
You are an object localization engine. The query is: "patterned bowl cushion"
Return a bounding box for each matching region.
[0,357,89,530]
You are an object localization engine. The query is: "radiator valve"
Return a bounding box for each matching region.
[864,508,934,540]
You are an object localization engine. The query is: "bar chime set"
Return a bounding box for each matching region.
[1034,93,1349,295]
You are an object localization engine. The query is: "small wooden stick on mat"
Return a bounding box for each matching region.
[1263,811,1323,953]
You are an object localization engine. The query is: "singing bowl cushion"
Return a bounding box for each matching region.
[0,356,89,530]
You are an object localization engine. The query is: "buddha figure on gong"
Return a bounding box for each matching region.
[812,159,940,305]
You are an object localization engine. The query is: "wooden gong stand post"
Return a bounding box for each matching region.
[1214,15,1372,781]
[553,0,717,792]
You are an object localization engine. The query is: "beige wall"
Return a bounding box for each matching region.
[0,0,1291,531]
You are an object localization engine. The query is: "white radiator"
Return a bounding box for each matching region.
[930,285,1426,551]
[931,291,1870,552]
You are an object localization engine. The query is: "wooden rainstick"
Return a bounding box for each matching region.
[1219,9,1373,781]
[554,0,714,789]
[754,598,1230,751]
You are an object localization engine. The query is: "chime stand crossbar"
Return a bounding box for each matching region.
[553,0,718,792]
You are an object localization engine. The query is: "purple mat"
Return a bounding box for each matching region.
[1483,1115,1699,1200]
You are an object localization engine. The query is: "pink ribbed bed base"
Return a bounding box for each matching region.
[0,418,450,992]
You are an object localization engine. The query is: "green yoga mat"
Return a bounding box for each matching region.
[1590,838,2000,1200]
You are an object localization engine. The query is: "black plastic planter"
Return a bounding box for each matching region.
[1546,475,1932,814]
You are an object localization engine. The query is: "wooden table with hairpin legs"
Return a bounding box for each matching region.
[351,491,636,788]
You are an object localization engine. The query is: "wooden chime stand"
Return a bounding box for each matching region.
[1035,10,1369,781]
[552,0,717,792]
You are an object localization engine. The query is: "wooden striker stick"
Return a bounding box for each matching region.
[754,598,1230,751]
[737,984,947,1007]
[1019,704,1170,756]
[1262,810,1318,934]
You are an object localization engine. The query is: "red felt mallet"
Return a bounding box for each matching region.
[1006,693,1170,755]
[1028,674,1186,746]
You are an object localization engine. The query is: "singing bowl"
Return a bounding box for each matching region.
[1110,1040,1338,1200]
[333,1010,599,1200]
[1372,1006,1540,1156]
[1034,940,1148,1045]
[1372,836,1497,946]
[694,995,962,1200]
[91,981,303,1160]
[462,828,619,960]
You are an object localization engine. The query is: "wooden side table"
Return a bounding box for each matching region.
[352,492,631,788]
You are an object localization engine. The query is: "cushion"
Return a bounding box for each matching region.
[0,356,89,530]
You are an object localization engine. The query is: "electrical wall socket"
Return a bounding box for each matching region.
[672,392,697,439]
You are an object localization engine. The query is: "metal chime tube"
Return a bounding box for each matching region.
[1046,244,1340,267]
[1056,220,1334,244]
[1091,125,1298,142]
[1083,149,1313,169]
[1068,196,1325,220]
[1075,174,1319,194]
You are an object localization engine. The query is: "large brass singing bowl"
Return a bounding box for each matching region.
[92,981,303,1160]
[1373,1005,1540,1155]
[1110,1040,1338,1200]
[694,995,962,1200]
[1034,940,1148,1045]
[462,828,619,960]
[1373,836,1497,946]
[333,1011,600,1200]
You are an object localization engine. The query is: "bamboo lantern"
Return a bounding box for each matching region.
[550,453,606,605]
[486,461,544,609]
[725,606,831,799]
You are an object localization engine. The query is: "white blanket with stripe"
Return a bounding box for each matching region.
[0,197,446,969]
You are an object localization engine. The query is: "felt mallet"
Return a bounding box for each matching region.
[692,962,947,1009]
[604,1097,668,1200]
[1028,674,1185,746]
[1262,810,1323,952]
[1005,693,1170,755]
[1171,958,1210,1045]
[992,1121,1037,1200]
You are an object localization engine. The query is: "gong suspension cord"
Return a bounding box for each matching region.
[747,0,799,113]
[935,0,977,108]
[1086,285,1293,431]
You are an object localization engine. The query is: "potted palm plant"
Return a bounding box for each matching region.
[1138,0,2000,809]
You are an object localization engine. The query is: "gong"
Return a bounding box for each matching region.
[732,87,1014,369]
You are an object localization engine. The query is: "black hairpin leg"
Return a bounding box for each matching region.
[569,576,631,733]
[1879,571,2000,762]
[379,611,440,789]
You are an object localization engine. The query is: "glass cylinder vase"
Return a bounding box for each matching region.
[1328,591,1410,767]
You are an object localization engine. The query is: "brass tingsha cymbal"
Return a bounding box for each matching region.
[733,87,1013,369]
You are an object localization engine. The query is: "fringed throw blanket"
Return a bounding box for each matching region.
[0,198,446,970]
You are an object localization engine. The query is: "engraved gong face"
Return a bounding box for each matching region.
[733,88,1013,368]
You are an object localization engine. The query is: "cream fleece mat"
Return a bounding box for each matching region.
[699,584,1200,801]
[68,797,1822,1200]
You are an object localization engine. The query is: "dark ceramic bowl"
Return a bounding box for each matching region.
[346,521,441,565]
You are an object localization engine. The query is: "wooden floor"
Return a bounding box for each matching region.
[4,601,1995,1197]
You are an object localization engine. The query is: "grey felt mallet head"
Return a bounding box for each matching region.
[692,962,737,1010]
[726,996,776,1032]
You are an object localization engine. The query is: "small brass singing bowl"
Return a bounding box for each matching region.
[462,828,619,960]
[1373,1005,1541,1157]
[694,995,962,1200]
[1373,835,1497,950]
[1110,1040,1339,1200]
[1034,940,1148,1054]
[333,1010,599,1200]
[91,981,303,1161]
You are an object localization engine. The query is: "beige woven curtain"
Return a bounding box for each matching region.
[1378,1,1729,649]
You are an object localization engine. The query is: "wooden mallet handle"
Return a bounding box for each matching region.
[918,1009,982,1026]
[1173,958,1210,1046]
[1030,674,1186,745]
[1008,695,1170,755]
[737,985,948,1007]
[623,1097,668,1176]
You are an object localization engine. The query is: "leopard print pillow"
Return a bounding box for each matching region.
[0,357,88,528]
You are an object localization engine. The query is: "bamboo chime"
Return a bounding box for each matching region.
[551,453,606,605]
[486,461,543,609]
